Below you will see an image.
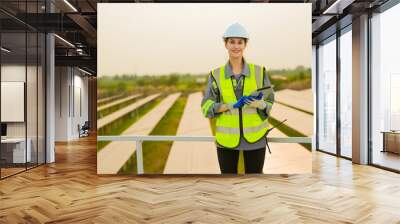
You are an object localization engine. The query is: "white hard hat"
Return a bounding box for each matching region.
[222,22,249,40]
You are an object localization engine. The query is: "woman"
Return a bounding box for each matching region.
[201,22,274,174]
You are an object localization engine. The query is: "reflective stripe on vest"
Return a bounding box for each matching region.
[211,63,269,148]
[222,107,259,116]
[216,121,269,134]
[201,99,214,117]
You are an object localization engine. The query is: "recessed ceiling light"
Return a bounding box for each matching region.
[78,67,93,76]
[323,0,354,15]
[54,34,75,48]
[1,47,11,53]
[63,0,78,12]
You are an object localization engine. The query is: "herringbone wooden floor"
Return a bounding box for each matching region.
[1,135,400,224]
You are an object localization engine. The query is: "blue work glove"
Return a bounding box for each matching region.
[250,92,264,100]
[244,92,266,109]
[244,92,263,104]
[234,93,264,108]
[233,96,250,108]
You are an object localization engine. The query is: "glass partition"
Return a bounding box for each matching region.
[27,30,38,169]
[0,1,47,178]
[1,31,28,177]
[38,32,46,165]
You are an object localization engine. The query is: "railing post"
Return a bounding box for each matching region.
[95,136,312,175]
[136,140,144,174]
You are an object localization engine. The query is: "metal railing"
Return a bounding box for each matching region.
[97,135,311,174]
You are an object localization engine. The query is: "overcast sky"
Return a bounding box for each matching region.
[98,3,311,77]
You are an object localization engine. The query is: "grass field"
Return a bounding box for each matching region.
[97,94,124,107]
[268,66,311,91]
[268,116,311,151]
[97,96,163,152]
[97,96,140,118]
[118,94,188,174]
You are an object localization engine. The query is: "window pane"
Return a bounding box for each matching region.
[318,36,337,154]
[340,28,352,158]
[371,3,400,171]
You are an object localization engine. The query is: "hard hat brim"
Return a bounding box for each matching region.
[222,36,249,39]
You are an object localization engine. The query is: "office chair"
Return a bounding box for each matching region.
[79,121,90,138]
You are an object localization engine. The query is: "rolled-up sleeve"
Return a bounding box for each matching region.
[257,67,275,120]
[201,73,223,118]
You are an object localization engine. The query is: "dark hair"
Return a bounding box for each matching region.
[224,37,248,44]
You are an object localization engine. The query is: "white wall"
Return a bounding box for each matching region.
[71,72,89,138]
[1,65,32,138]
[55,67,89,141]
[55,66,69,141]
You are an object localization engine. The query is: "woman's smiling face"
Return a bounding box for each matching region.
[225,37,247,59]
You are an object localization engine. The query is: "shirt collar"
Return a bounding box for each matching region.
[224,58,250,79]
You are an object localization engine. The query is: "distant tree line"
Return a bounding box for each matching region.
[98,66,311,98]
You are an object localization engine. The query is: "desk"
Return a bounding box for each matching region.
[1,138,32,163]
[381,131,400,154]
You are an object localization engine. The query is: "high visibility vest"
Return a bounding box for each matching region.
[206,63,270,148]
